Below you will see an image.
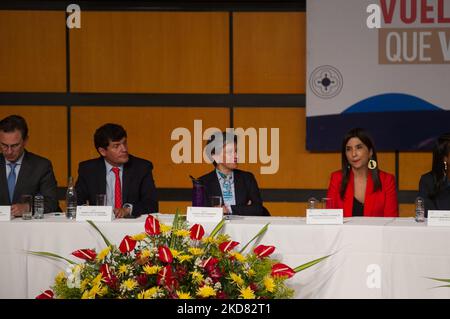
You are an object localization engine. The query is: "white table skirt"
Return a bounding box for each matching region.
[1,215,449,299]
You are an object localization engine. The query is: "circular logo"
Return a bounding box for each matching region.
[309,65,343,99]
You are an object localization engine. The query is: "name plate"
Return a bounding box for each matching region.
[187,206,223,224]
[306,209,343,225]
[0,206,11,221]
[76,206,114,222]
[428,210,450,227]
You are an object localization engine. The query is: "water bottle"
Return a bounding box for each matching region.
[33,194,44,219]
[415,196,425,223]
[66,177,77,219]
[190,175,205,207]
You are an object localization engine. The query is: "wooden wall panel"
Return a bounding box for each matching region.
[399,204,415,217]
[70,107,229,187]
[233,12,305,93]
[159,201,191,215]
[264,202,306,217]
[0,106,68,186]
[70,12,229,93]
[0,11,66,92]
[399,152,432,190]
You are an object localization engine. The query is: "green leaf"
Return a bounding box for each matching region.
[210,218,226,238]
[239,223,269,253]
[28,251,76,265]
[427,277,450,284]
[293,254,332,273]
[87,220,112,247]
[433,285,450,288]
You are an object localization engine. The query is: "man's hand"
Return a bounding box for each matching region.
[11,203,30,217]
[114,207,132,218]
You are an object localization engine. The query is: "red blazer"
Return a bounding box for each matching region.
[326,169,398,217]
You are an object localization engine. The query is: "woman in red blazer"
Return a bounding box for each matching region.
[326,128,398,217]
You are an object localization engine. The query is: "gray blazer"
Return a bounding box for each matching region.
[0,151,59,213]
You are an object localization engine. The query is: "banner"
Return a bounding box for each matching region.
[307,0,450,151]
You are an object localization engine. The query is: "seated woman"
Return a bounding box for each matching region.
[326,128,398,217]
[418,133,450,217]
[199,131,269,216]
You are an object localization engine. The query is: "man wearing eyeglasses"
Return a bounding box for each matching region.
[0,115,59,216]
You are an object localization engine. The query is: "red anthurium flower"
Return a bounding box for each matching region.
[189,224,205,240]
[157,265,173,286]
[253,245,275,258]
[36,290,54,299]
[136,274,148,287]
[219,241,239,253]
[71,249,96,261]
[202,257,219,268]
[119,235,137,253]
[216,291,229,299]
[100,264,112,280]
[158,246,173,263]
[145,215,161,236]
[271,263,296,278]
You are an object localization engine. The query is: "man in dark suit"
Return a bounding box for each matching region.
[0,115,59,216]
[199,131,269,216]
[75,123,158,218]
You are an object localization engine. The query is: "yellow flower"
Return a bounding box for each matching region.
[89,283,101,297]
[191,271,204,284]
[201,236,216,244]
[80,279,90,292]
[140,249,151,258]
[240,286,256,299]
[196,285,216,298]
[160,223,172,234]
[170,249,180,258]
[176,254,193,263]
[174,229,190,237]
[229,273,244,286]
[118,264,129,277]
[143,265,161,275]
[247,269,256,277]
[121,279,138,291]
[216,234,230,243]
[55,271,66,285]
[177,290,192,299]
[131,233,147,241]
[230,252,246,262]
[138,287,161,299]
[98,286,109,297]
[188,247,204,256]
[264,276,275,293]
[81,290,91,299]
[91,273,103,286]
[96,246,111,262]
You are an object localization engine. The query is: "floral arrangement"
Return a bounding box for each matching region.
[34,213,329,299]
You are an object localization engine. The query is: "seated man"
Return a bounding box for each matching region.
[75,123,158,218]
[200,131,269,216]
[0,115,59,216]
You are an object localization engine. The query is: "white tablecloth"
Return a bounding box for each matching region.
[1,215,449,299]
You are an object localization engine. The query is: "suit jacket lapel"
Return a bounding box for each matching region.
[0,155,9,204]
[209,170,223,200]
[233,170,245,205]
[13,151,32,203]
[96,158,107,196]
[363,172,374,217]
[122,157,131,203]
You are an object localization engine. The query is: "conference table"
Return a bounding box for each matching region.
[1,214,450,299]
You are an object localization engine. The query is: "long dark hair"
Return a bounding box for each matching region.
[340,128,381,199]
[430,133,450,199]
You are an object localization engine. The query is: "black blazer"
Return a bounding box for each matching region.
[0,151,59,213]
[199,169,269,216]
[75,155,158,216]
[418,172,450,217]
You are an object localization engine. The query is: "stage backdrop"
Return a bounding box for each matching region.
[307,0,450,151]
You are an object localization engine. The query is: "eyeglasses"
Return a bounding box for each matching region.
[0,142,22,151]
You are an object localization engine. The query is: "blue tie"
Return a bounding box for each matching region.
[7,163,17,203]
